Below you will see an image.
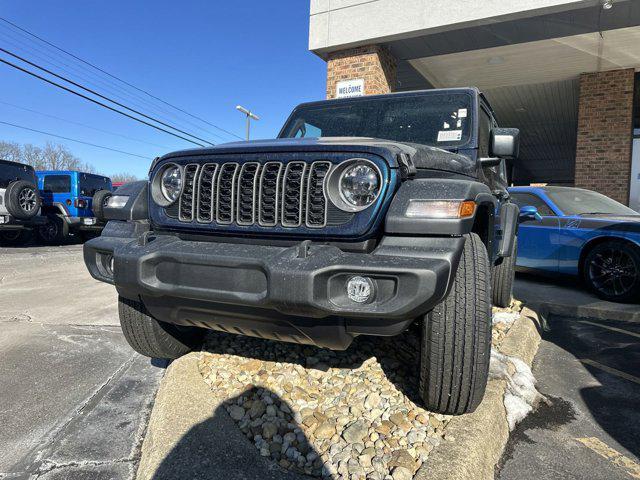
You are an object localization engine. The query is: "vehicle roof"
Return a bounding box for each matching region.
[291,87,482,111]
[0,158,34,169]
[36,170,110,179]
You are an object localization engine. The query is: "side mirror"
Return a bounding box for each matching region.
[491,128,520,159]
[519,205,542,222]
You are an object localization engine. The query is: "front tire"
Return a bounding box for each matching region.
[119,296,205,359]
[492,238,518,308]
[419,233,492,415]
[583,240,640,303]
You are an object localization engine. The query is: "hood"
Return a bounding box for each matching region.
[156,137,477,177]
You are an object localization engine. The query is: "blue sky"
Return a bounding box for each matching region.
[0,1,325,178]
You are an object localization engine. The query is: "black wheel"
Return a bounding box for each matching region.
[419,232,492,415]
[0,229,32,246]
[492,238,517,308]
[583,240,640,303]
[119,296,205,359]
[92,189,112,221]
[5,180,41,220]
[37,215,68,245]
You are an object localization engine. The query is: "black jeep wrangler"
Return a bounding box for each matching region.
[0,159,46,246]
[85,88,520,414]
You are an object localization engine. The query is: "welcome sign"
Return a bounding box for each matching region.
[336,79,365,98]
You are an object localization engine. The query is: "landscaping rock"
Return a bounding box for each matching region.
[197,307,522,478]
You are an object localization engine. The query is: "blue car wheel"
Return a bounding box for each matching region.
[583,240,640,303]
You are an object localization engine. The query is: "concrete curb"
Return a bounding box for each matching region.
[136,352,218,480]
[524,300,640,323]
[417,307,542,480]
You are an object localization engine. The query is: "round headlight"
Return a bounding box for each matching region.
[339,162,380,208]
[160,166,182,203]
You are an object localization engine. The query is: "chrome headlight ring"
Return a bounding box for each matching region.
[151,162,183,207]
[326,158,383,213]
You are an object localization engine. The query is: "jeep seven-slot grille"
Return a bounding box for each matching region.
[173,160,334,228]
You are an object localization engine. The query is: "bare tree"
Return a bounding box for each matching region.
[110,172,139,183]
[0,141,22,163]
[1,140,97,172]
[22,144,46,170]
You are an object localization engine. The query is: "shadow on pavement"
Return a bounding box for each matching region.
[545,316,640,457]
[150,386,331,480]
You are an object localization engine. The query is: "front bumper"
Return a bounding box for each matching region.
[84,222,464,349]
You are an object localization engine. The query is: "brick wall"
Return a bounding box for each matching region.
[575,68,635,205]
[326,45,397,99]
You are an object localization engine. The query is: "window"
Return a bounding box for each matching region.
[545,188,638,216]
[510,192,556,216]
[293,122,322,138]
[79,174,111,196]
[478,107,492,158]
[280,92,473,149]
[43,175,71,193]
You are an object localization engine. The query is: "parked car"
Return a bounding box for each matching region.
[84,88,521,414]
[509,186,640,303]
[0,159,46,246]
[36,170,113,243]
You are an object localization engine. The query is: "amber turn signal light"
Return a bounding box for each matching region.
[405,200,476,219]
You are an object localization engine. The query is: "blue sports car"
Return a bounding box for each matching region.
[508,186,640,303]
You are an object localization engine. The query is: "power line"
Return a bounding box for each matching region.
[0,56,207,147]
[0,16,245,141]
[0,28,230,142]
[0,120,152,159]
[0,99,173,149]
[0,46,216,146]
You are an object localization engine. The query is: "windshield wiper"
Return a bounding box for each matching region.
[578,212,613,215]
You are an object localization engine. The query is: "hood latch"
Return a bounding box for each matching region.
[397,153,417,180]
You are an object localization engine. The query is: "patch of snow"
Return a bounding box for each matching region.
[489,349,544,431]
[492,311,520,327]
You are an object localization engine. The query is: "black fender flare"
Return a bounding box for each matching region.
[102,181,149,221]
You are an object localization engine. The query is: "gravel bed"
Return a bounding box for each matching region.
[199,304,522,480]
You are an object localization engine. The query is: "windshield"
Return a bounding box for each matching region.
[280,92,473,149]
[546,188,639,216]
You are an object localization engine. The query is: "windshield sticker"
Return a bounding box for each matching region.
[437,130,462,142]
[458,108,468,118]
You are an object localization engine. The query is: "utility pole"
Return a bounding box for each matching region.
[236,105,260,141]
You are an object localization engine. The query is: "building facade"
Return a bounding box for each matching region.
[309,0,640,210]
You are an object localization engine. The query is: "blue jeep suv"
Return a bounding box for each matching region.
[84,88,522,415]
[37,170,113,243]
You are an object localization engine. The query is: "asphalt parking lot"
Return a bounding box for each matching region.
[0,243,165,480]
[498,314,640,480]
[2,242,639,480]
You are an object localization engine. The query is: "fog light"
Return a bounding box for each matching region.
[346,276,374,303]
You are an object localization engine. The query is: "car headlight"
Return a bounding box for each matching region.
[326,159,383,213]
[339,161,380,209]
[151,163,183,207]
[160,165,182,203]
